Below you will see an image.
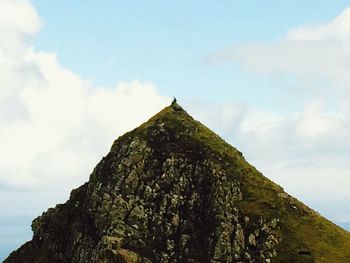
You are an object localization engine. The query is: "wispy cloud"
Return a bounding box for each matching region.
[200,6,350,223]
[211,7,350,96]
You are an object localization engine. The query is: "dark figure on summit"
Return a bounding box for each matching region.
[171,97,181,111]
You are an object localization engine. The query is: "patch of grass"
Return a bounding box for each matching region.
[122,103,350,262]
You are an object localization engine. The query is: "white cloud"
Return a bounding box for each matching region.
[1,0,350,230]
[202,6,350,223]
[189,99,350,224]
[287,7,350,41]
[0,0,40,35]
[212,7,350,99]
[0,0,170,216]
[0,0,40,67]
[239,110,284,135]
[296,100,345,139]
[187,101,245,136]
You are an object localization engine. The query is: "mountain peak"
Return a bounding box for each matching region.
[5,105,350,263]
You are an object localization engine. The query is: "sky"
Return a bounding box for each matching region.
[1,0,350,260]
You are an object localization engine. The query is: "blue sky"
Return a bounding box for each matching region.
[1,0,350,260]
[31,0,349,106]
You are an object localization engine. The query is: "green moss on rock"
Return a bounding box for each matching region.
[5,103,350,263]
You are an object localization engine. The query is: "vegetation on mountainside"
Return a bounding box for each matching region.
[6,102,350,262]
[116,102,350,262]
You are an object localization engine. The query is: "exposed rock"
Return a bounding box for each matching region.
[5,103,350,262]
[248,234,256,246]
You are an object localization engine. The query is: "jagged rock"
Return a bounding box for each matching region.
[4,103,350,262]
[248,234,256,246]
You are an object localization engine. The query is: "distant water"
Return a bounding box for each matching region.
[0,215,33,261]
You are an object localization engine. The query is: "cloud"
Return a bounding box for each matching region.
[296,100,346,140]
[188,99,350,224]
[201,7,350,222]
[287,7,350,41]
[213,7,350,98]
[0,0,40,34]
[1,0,350,232]
[3,1,349,259]
[0,0,170,216]
[187,101,246,136]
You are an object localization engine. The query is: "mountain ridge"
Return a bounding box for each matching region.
[5,102,350,262]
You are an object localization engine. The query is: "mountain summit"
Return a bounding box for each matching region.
[5,103,350,262]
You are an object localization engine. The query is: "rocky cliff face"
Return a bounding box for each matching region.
[5,103,350,263]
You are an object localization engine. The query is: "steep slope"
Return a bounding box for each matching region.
[5,102,350,263]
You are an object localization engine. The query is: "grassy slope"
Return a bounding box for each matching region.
[116,103,350,262]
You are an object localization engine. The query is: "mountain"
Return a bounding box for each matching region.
[5,102,350,263]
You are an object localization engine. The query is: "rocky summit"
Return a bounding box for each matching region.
[5,102,350,263]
